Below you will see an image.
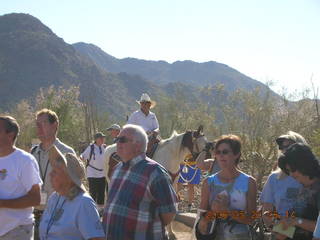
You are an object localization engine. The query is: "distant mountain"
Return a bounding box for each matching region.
[0,13,162,117]
[73,42,272,93]
[0,13,279,122]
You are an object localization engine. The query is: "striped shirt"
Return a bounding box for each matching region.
[103,154,177,240]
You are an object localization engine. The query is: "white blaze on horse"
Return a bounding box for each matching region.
[104,126,207,239]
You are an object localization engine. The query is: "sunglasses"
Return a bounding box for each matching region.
[114,136,132,143]
[278,144,290,151]
[215,149,231,155]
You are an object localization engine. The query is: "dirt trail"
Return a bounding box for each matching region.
[171,221,194,240]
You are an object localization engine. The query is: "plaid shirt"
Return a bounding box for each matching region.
[103,154,177,240]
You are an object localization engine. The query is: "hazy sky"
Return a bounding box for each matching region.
[2,0,320,98]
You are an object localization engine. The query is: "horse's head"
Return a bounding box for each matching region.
[181,125,208,157]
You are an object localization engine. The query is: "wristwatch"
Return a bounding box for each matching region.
[297,218,303,225]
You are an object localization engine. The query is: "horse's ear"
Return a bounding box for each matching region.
[182,131,193,153]
[194,125,203,137]
[198,125,204,133]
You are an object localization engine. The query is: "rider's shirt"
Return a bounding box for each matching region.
[127,110,159,132]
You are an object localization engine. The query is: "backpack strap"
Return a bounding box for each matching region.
[89,143,95,160]
[30,145,39,155]
[86,144,95,168]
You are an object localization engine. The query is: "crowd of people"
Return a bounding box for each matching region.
[0,92,320,240]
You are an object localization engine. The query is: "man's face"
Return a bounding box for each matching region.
[116,129,141,162]
[140,101,151,112]
[0,120,14,148]
[279,139,294,153]
[36,114,57,141]
[109,129,120,138]
[95,137,105,146]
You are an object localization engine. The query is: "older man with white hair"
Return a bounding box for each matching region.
[103,124,177,240]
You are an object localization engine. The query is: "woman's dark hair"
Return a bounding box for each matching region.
[215,134,241,165]
[278,143,320,179]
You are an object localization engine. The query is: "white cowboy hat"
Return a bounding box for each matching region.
[136,93,156,108]
[49,146,86,192]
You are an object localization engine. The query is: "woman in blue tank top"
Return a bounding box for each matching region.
[196,134,257,240]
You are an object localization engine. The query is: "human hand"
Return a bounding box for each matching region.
[278,217,297,230]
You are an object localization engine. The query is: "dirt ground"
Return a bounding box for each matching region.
[171,221,194,240]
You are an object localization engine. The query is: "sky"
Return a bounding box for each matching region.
[2,0,320,99]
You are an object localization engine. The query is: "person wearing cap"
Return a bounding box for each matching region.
[127,93,160,156]
[0,116,42,240]
[106,124,121,140]
[80,132,106,207]
[39,147,105,240]
[260,131,307,239]
[103,124,177,240]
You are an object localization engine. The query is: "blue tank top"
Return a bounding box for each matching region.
[208,172,249,211]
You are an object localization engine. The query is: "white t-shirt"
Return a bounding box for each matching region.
[81,144,106,178]
[127,110,159,132]
[0,148,42,236]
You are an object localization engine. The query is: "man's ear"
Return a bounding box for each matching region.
[8,131,16,142]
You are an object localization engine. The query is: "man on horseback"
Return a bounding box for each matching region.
[127,93,160,157]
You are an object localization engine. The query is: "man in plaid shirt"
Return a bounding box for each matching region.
[103,124,177,240]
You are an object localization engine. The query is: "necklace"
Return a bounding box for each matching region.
[46,196,67,237]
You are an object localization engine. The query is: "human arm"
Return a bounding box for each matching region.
[150,169,177,226]
[197,179,213,234]
[0,184,41,208]
[196,151,214,171]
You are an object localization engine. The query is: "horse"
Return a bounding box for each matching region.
[104,126,208,239]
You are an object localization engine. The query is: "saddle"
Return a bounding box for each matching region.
[146,134,161,158]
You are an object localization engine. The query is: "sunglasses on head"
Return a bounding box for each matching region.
[114,136,132,143]
[215,149,231,155]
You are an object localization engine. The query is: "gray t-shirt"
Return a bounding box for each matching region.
[260,172,302,216]
[32,139,75,199]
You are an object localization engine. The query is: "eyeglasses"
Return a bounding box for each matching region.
[215,149,231,155]
[278,144,290,151]
[114,136,132,143]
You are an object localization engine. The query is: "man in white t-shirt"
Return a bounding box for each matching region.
[127,93,160,156]
[81,132,106,207]
[0,115,42,240]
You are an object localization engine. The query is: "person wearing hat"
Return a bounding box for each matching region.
[127,93,160,156]
[106,124,121,141]
[39,146,105,240]
[80,132,106,207]
[260,131,307,239]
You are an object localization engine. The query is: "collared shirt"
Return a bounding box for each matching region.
[81,143,106,178]
[127,110,159,132]
[103,154,177,240]
[32,138,75,202]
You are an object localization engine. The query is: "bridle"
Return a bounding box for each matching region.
[190,132,207,158]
